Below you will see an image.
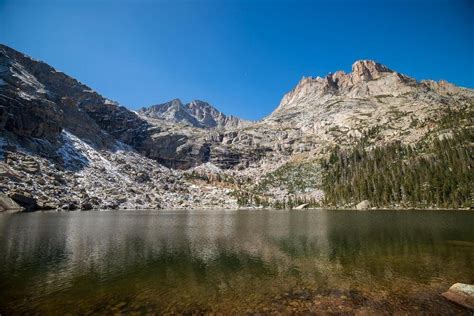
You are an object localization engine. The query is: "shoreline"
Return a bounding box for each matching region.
[2,206,472,213]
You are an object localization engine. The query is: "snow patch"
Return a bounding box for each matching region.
[57,131,135,186]
[9,61,49,95]
[18,91,36,100]
[104,99,118,105]
[58,131,125,173]
[11,62,44,89]
[114,140,133,152]
[57,131,90,170]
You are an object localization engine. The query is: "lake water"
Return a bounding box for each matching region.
[0,209,473,314]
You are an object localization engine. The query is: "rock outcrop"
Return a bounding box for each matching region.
[442,283,474,310]
[0,192,23,212]
[356,200,371,210]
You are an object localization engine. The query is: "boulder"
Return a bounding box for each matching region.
[293,203,309,210]
[442,283,474,310]
[9,192,38,211]
[38,201,59,210]
[0,163,22,181]
[356,200,371,210]
[80,201,94,210]
[0,192,24,212]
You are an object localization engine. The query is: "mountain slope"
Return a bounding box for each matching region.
[230,60,473,208]
[0,43,151,151]
[0,44,240,210]
[1,44,472,211]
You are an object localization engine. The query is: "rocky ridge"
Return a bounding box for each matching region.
[0,44,472,211]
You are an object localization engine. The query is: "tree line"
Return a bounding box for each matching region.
[321,129,473,208]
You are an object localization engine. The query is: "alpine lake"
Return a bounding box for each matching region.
[0,209,473,314]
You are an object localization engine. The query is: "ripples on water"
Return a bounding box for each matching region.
[0,209,473,314]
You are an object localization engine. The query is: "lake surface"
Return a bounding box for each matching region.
[0,209,473,314]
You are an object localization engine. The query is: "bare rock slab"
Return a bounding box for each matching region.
[0,192,23,212]
[442,283,474,310]
[294,203,309,210]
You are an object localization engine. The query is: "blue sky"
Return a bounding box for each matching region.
[1,0,473,120]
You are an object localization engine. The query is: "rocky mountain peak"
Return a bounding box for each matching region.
[274,60,413,112]
[169,98,183,107]
[138,98,200,127]
[350,60,393,82]
[144,98,185,112]
[139,98,246,129]
[187,99,215,114]
[186,100,222,127]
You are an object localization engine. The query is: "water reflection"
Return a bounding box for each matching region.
[0,210,473,314]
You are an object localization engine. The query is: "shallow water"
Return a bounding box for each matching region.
[0,209,473,314]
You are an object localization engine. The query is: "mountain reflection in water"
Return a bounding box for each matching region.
[0,209,473,314]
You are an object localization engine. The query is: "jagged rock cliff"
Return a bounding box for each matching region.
[0,43,151,152]
[1,44,472,211]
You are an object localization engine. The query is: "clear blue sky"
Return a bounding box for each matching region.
[1,0,473,120]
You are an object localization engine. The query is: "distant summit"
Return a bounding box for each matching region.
[139,99,246,129]
[271,59,418,116]
[350,60,394,81]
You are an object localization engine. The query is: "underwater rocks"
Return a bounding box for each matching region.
[442,283,474,310]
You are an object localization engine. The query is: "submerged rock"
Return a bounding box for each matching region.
[442,283,474,310]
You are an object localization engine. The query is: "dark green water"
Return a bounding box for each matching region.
[0,209,473,314]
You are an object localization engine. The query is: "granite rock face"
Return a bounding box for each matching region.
[0,43,148,152]
[0,192,23,212]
